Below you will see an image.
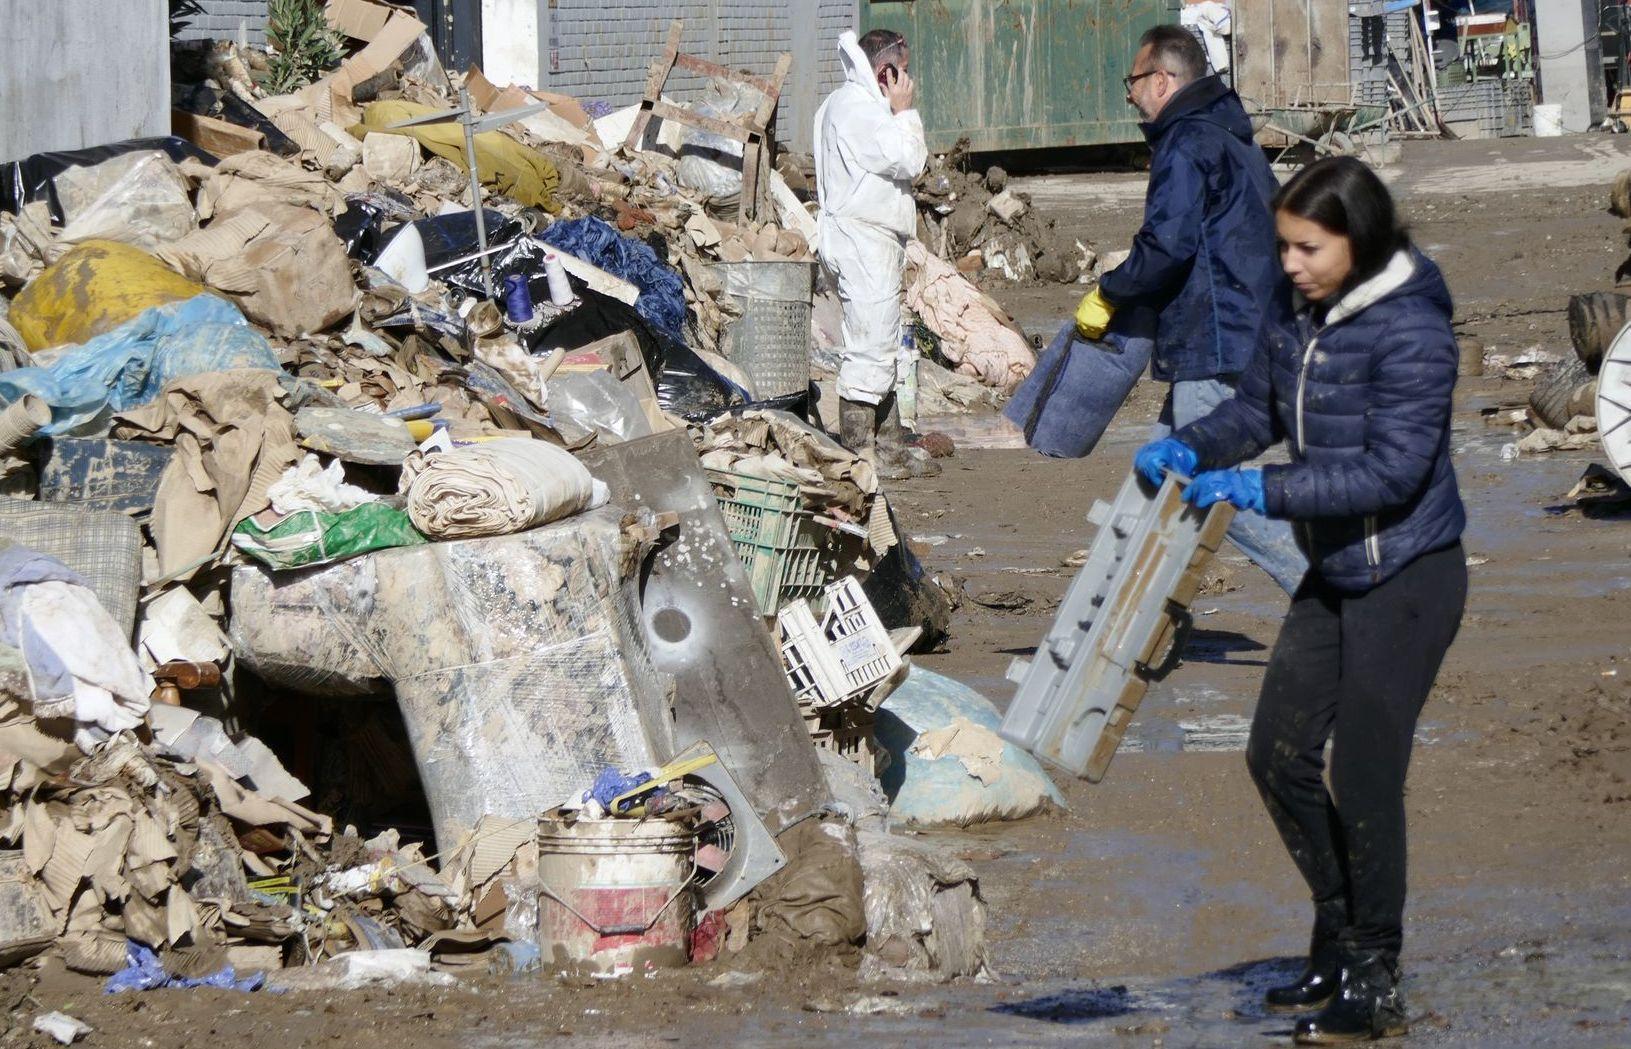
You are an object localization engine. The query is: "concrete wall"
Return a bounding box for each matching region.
[0,0,172,160]
[1534,0,1607,133]
[483,0,858,153]
[175,0,271,45]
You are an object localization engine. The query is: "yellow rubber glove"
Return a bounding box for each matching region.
[1074,287,1115,341]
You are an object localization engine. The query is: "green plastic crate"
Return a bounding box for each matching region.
[708,469,831,615]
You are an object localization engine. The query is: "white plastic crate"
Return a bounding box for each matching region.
[776,576,903,709]
[778,598,849,707]
[819,576,902,699]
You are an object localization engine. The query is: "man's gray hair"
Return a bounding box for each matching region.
[1138,25,1207,83]
[858,28,908,70]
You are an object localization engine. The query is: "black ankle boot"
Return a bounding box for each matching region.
[1293,951,1408,1044]
[1265,936,1342,1013]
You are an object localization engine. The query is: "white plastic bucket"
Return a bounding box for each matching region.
[1534,103,1565,137]
[536,816,696,975]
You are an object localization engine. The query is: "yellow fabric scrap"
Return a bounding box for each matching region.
[353,100,561,213]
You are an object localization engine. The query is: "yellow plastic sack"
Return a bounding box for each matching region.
[353,101,561,213]
[11,241,205,352]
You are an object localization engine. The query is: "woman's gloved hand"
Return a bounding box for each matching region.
[1182,468,1266,513]
[1133,437,1198,487]
[1074,287,1116,340]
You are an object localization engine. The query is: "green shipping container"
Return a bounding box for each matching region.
[861,0,1175,152]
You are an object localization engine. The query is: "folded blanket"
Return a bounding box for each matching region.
[402,438,605,540]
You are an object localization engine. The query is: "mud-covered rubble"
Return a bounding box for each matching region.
[0,0,1045,1002]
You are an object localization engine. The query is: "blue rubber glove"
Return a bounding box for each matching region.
[1133,437,1198,487]
[1182,468,1266,513]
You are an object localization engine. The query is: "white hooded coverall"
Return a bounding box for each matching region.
[813,31,929,406]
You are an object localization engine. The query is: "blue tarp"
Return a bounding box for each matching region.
[0,294,280,436]
[105,941,268,994]
[536,217,687,342]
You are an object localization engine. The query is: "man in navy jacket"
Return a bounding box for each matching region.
[1082,25,1307,593]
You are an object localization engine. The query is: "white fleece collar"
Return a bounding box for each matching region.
[1322,250,1415,327]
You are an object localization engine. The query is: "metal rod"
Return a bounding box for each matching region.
[425,241,515,275]
[459,86,495,298]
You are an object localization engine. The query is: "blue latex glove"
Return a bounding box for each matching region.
[1183,468,1266,513]
[1133,437,1198,487]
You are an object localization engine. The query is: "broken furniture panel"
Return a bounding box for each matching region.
[1000,472,1233,781]
[578,429,831,834]
[622,20,791,223]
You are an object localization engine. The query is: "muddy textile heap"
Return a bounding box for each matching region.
[0,0,997,991]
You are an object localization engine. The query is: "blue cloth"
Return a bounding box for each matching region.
[1175,250,1466,592]
[1097,75,1281,384]
[1184,468,1266,512]
[1001,323,1150,459]
[586,767,653,813]
[0,294,279,436]
[1133,436,1198,487]
[536,218,687,342]
[105,941,267,994]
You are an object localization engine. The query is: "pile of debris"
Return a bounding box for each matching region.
[0,0,1043,996]
[910,146,1096,285]
[1495,172,1631,461]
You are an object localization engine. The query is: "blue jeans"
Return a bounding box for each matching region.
[1151,378,1309,595]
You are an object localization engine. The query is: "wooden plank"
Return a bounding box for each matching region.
[648,100,754,144]
[672,53,784,97]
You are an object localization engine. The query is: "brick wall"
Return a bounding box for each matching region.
[539,0,858,153]
[175,0,270,44]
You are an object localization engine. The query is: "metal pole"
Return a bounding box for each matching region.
[459,86,495,298]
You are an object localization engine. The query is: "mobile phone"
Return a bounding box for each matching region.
[877,63,898,90]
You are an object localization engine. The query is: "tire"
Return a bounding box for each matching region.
[1530,356,1593,429]
[1567,291,1631,373]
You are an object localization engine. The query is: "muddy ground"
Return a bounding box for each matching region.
[7,135,1631,1048]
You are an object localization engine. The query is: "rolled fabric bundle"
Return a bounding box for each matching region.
[0,395,50,456]
[403,437,604,539]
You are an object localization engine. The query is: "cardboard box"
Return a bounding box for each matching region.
[172,110,266,158]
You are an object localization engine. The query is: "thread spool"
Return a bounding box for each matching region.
[544,251,573,306]
[502,274,535,324]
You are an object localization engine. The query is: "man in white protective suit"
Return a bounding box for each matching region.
[814,28,938,480]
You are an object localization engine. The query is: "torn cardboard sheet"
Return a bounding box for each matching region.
[156,204,356,338]
[908,716,1005,785]
[192,151,346,221]
[113,370,299,581]
[466,67,603,159]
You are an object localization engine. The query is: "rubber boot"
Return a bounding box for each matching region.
[839,397,877,458]
[875,393,941,480]
[1266,910,1346,1013]
[1293,951,1409,1044]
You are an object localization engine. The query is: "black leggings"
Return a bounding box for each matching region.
[1246,542,1467,960]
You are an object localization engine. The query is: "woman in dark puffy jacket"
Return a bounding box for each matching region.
[1133,157,1467,1045]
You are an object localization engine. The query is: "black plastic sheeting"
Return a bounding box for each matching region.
[0,138,217,223]
[341,209,754,422]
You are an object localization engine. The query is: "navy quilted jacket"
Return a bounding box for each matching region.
[1175,249,1467,592]
[1097,75,1281,382]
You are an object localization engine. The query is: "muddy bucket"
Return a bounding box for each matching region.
[536,816,697,975]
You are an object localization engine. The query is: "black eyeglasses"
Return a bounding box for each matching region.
[1123,69,1161,93]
